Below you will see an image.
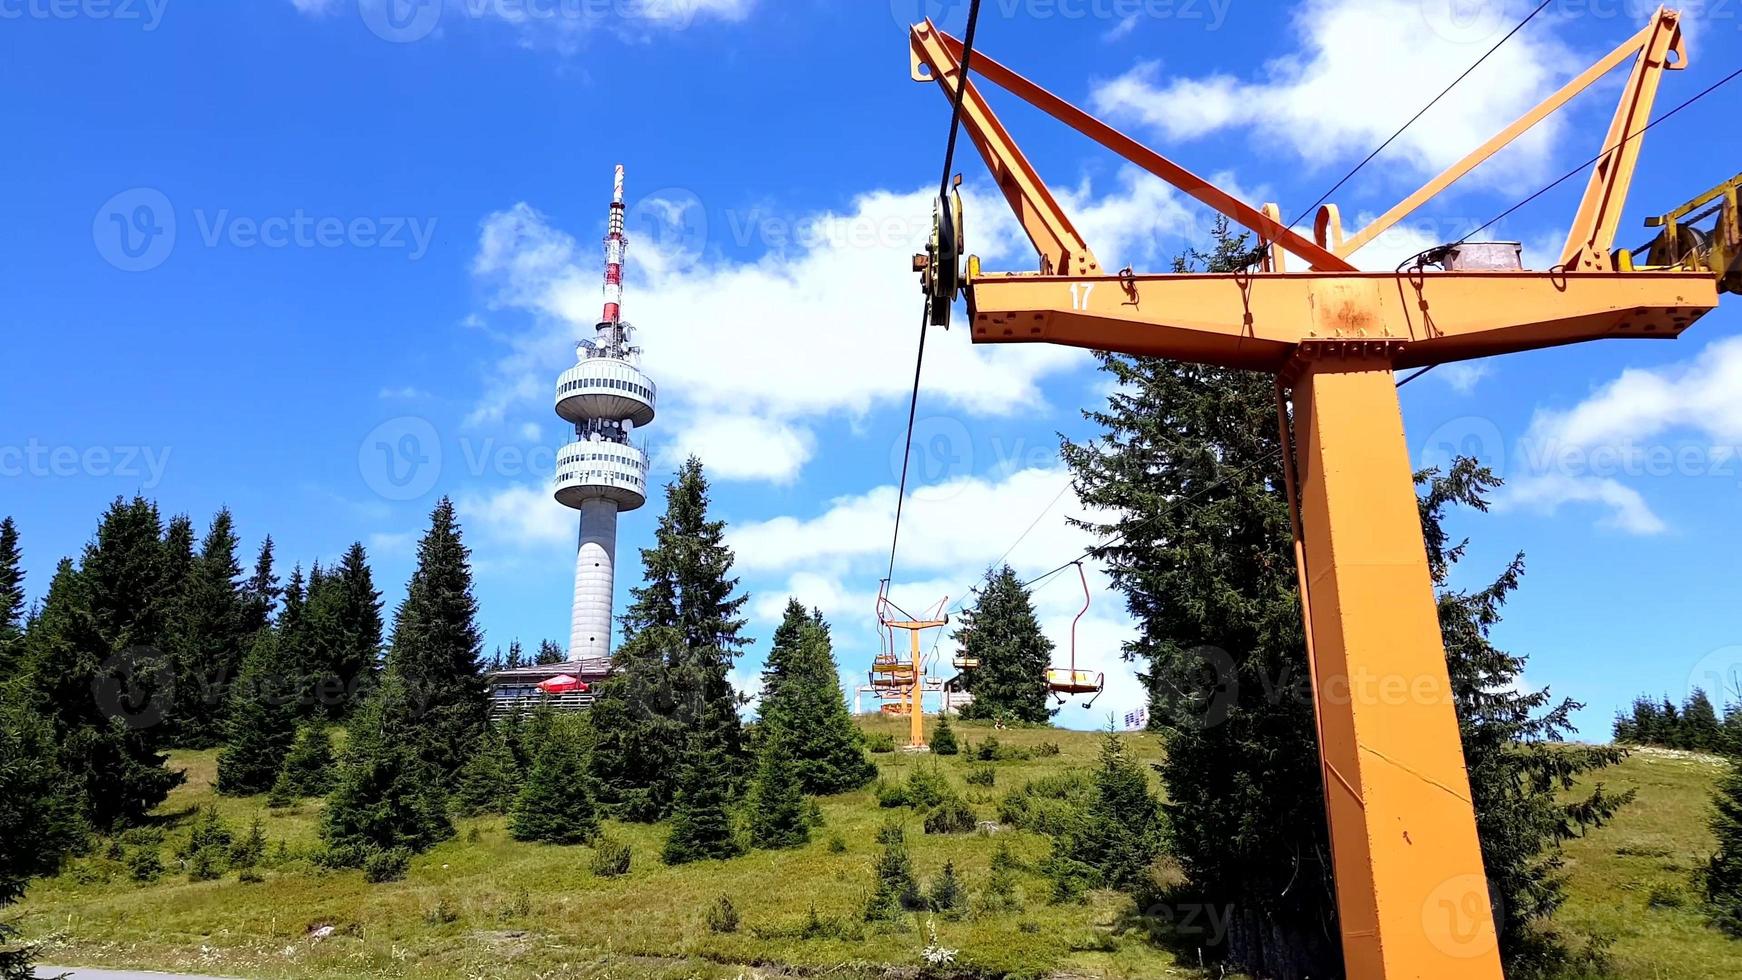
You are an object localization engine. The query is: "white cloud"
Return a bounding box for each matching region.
[1436,362,1493,394]
[457,483,573,550]
[296,0,753,50]
[1089,0,1578,183]
[1497,336,1742,533]
[660,414,815,485]
[465,170,1218,486]
[379,385,430,400]
[1497,473,1667,535]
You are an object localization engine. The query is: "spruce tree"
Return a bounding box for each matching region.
[216,629,301,795]
[454,722,520,817]
[662,709,746,865]
[276,565,309,711]
[747,728,810,850]
[535,639,564,665]
[1057,730,1162,891]
[1704,757,1742,934]
[0,694,87,980]
[592,458,749,818]
[320,676,452,863]
[930,714,959,756]
[240,536,280,637]
[0,518,25,678]
[276,722,337,797]
[1685,689,1723,753]
[310,543,382,719]
[509,716,598,844]
[760,598,812,706]
[759,613,876,795]
[380,499,487,778]
[954,566,1053,724]
[167,509,251,747]
[22,499,185,830]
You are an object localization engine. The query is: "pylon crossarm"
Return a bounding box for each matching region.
[966,269,1718,369]
[1339,9,1684,263]
[1562,7,1687,271]
[910,19,1099,277]
[912,21,1355,274]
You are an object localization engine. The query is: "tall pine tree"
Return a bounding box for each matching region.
[0,518,24,678]
[216,628,301,796]
[0,694,87,980]
[166,509,251,747]
[21,500,185,830]
[954,565,1054,724]
[240,536,280,638]
[332,543,385,712]
[759,604,875,795]
[381,498,486,778]
[592,458,749,819]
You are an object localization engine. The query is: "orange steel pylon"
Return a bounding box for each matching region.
[876,583,949,749]
[909,8,1722,978]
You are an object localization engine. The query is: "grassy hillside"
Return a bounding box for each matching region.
[15,722,1742,979]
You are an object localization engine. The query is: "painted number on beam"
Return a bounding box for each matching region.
[1069,282,1096,310]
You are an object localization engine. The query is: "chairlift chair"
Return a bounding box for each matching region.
[1045,562,1105,707]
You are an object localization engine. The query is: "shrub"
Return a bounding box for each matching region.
[706,895,741,934]
[591,836,632,877]
[875,779,909,809]
[924,795,977,835]
[930,716,959,756]
[363,847,412,884]
[826,833,848,854]
[998,770,1093,836]
[278,723,338,798]
[127,848,163,883]
[964,765,996,787]
[230,817,267,873]
[423,895,461,925]
[865,732,896,754]
[974,736,1001,762]
[864,821,923,921]
[187,846,224,883]
[904,766,950,809]
[510,719,599,846]
[1033,741,1062,758]
[930,861,967,917]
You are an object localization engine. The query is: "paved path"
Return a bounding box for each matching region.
[39,969,237,980]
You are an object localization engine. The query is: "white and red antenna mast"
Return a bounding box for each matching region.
[600,164,628,332]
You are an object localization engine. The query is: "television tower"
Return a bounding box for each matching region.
[553,165,655,660]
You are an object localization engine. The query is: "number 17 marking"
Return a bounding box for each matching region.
[1068,282,1096,310]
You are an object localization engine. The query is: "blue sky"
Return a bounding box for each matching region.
[2,0,1740,735]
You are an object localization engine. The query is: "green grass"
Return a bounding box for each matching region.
[16,725,1742,978]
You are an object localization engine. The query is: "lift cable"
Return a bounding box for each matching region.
[1455,63,1742,247]
[885,0,987,590]
[1289,0,1555,229]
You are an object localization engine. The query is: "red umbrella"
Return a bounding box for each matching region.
[538,674,587,694]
